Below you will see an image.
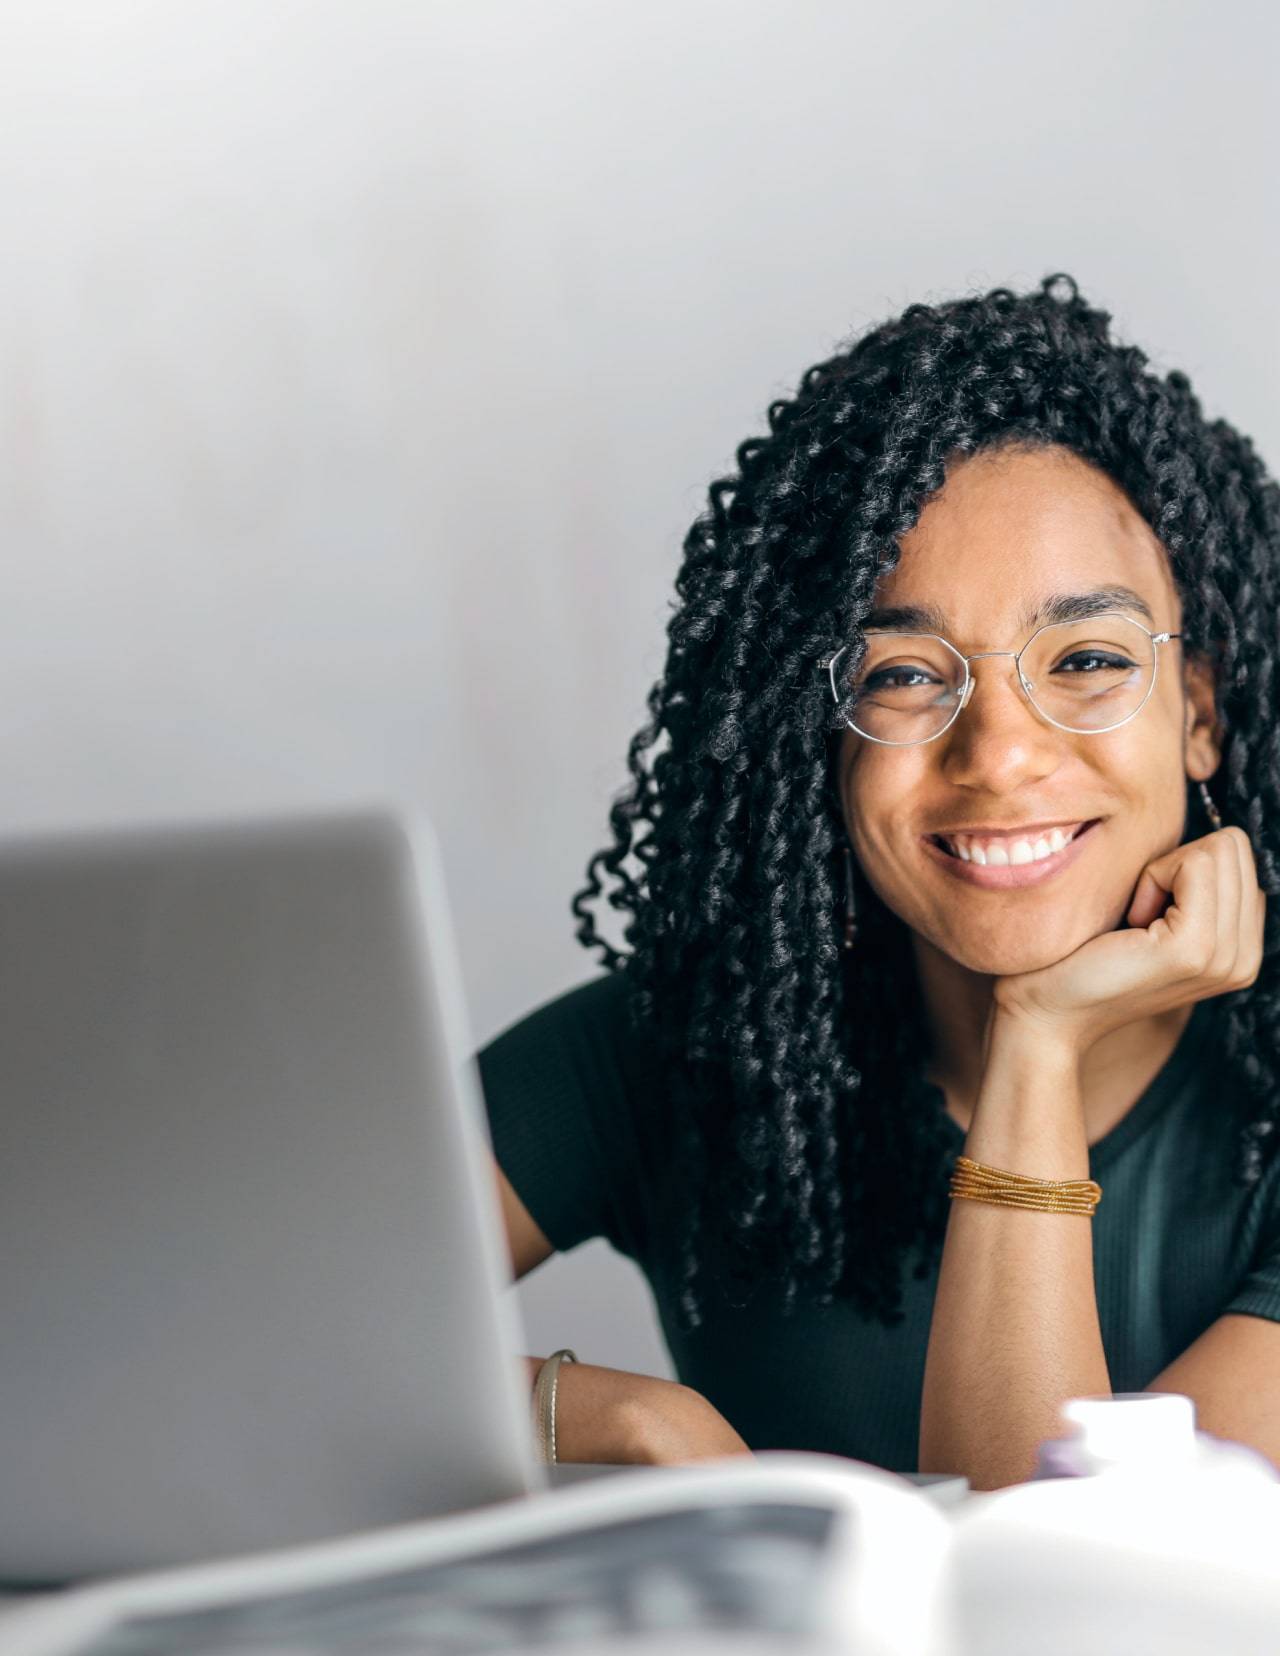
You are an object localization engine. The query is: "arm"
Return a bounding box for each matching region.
[497,1159,555,1279]
[496,1158,751,1464]
[1147,1313,1280,1471]
[919,1021,1108,1488]
[921,825,1266,1490]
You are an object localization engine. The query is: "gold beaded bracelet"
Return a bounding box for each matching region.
[949,1154,1102,1217]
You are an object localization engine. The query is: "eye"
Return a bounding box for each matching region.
[1054,650,1137,674]
[863,667,943,690]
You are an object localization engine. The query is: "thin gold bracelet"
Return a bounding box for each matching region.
[949,1154,1101,1217]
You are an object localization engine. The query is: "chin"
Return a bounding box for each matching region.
[938,917,1100,979]
[956,943,1073,978]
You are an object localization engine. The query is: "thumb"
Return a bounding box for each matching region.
[1126,863,1174,930]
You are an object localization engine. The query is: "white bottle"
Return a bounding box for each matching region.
[950,1392,1280,1656]
[1032,1389,1276,1481]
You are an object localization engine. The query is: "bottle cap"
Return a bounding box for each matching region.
[1061,1391,1197,1470]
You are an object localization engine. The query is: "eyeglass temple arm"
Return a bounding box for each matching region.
[822,647,849,703]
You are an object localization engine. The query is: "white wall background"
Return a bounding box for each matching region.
[1,0,1277,1381]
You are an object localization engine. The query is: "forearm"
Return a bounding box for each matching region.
[521,1357,656,1463]
[918,1021,1111,1489]
[522,1356,750,1464]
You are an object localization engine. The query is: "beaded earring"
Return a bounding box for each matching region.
[842,844,858,951]
[1198,778,1223,832]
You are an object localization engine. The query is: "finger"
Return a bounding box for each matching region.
[1226,826,1266,988]
[1225,827,1251,982]
[1231,818,1265,953]
[1143,844,1220,978]
[1127,858,1175,929]
[1209,829,1239,983]
[1126,836,1199,930]
[1211,826,1248,986]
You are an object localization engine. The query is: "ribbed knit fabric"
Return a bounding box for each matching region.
[476,975,1280,1474]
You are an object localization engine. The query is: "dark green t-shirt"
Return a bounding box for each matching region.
[476,972,1280,1473]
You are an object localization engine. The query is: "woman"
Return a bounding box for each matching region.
[477,274,1278,1490]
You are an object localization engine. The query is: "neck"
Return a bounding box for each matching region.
[911,932,1195,1143]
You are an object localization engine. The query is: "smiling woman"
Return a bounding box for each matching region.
[476,274,1280,1489]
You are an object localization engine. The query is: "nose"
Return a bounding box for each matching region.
[938,654,1064,792]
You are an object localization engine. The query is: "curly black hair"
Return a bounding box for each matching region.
[570,272,1280,1331]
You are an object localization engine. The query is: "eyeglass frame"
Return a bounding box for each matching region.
[822,611,1184,747]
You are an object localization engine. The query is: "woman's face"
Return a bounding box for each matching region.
[834,443,1220,979]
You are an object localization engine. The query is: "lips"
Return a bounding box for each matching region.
[922,819,1103,889]
[930,820,1096,865]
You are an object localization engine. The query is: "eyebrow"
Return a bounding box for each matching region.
[863,583,1157,635]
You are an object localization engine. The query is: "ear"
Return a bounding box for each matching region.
[1182,650,1221,784]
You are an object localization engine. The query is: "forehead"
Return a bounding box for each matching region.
[867,445,1179,640]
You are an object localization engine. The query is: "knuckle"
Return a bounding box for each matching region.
[1175,933,1214,976]
[1227,944,1263,989]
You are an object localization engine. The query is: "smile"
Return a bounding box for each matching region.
[922,819,1102,888]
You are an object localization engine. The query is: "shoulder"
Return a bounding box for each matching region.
[474,967,662,1259]
[477,968,642,1074]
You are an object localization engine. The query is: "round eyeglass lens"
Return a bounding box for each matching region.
[841,633,964,744]
[1020,615,1155,732]
[842,615,1155,744]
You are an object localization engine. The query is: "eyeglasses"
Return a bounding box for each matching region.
[823,612,1182,747]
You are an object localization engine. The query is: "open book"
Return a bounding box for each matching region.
[1,1453,957,1656]
[12,1439,1280,1656]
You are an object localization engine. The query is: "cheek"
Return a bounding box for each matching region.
[841,752,927,871]
[1106,728,1188,837]
[833,693,1194,971]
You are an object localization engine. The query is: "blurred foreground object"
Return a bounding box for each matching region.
[953,1391,1280,1655]
[1,1455,956,1656]
[1033,1389,1278,1480]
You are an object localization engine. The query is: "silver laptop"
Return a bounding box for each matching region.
[0,809,545,1585]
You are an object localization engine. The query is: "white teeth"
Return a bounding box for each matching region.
[941,823,1085,866]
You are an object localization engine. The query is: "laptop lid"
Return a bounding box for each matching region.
[0,808,542,1585]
